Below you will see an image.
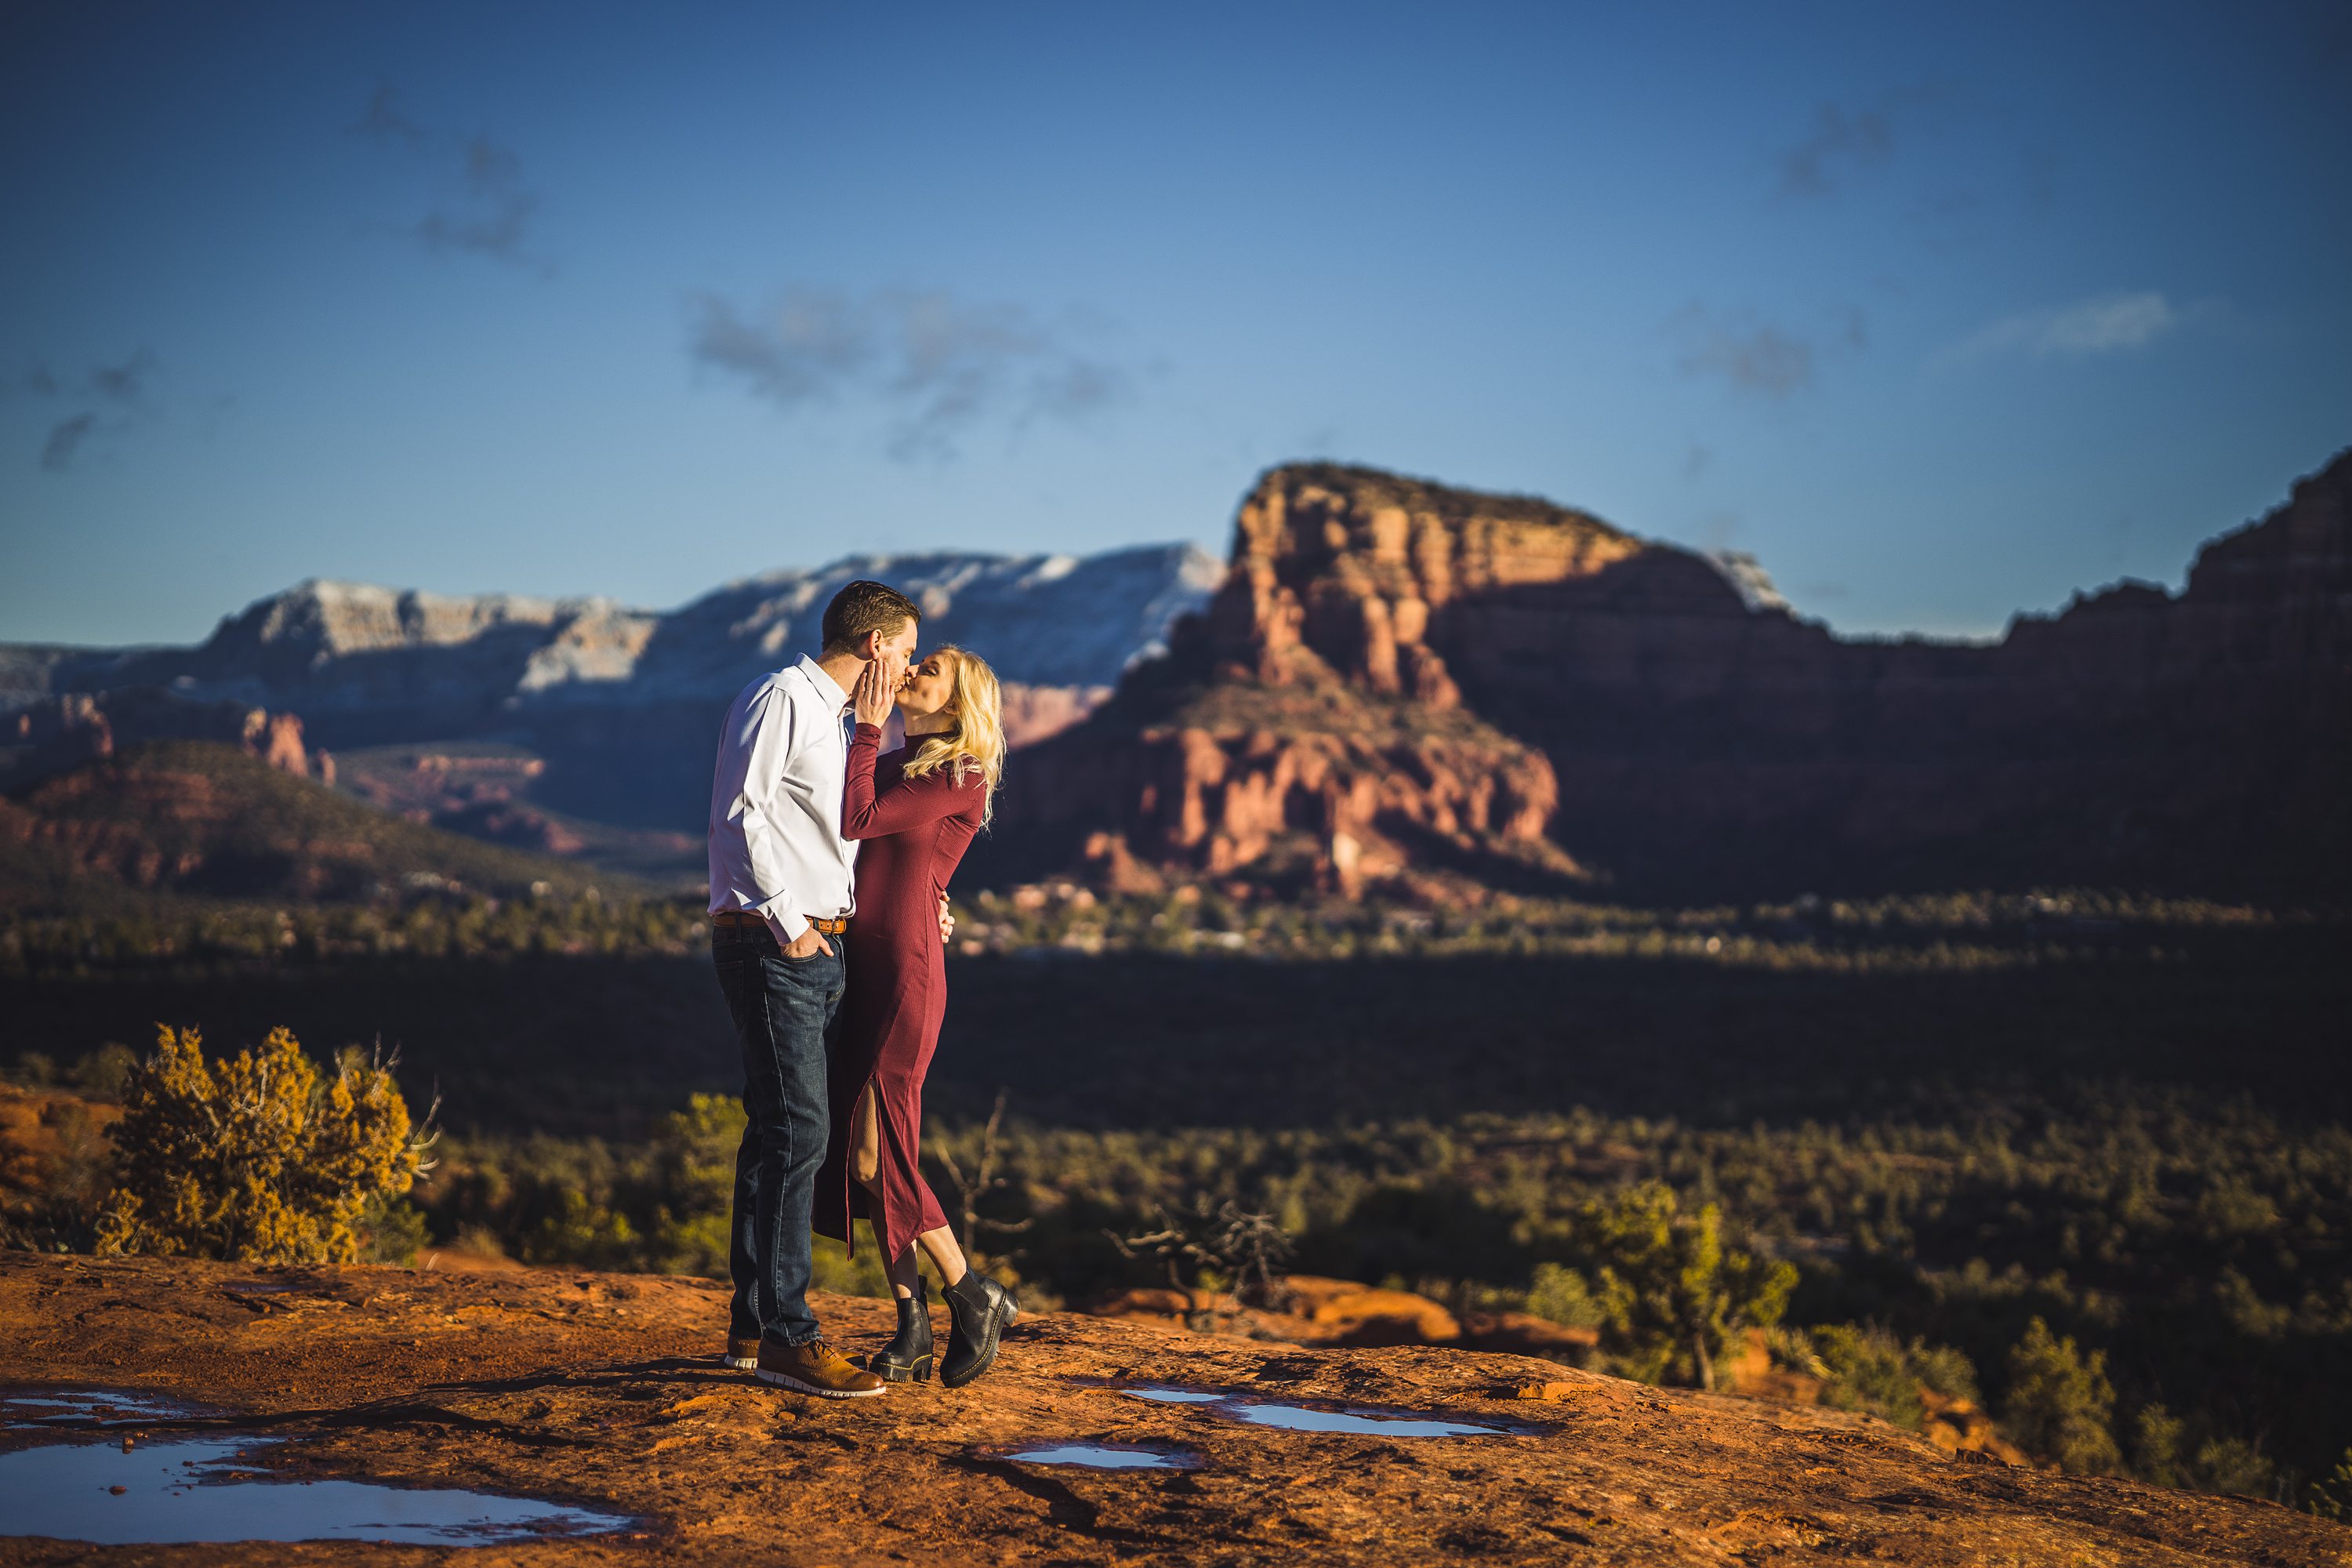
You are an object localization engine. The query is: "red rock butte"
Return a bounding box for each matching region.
[992,452,2352,901]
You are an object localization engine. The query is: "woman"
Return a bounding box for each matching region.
[814,644,1020,1388]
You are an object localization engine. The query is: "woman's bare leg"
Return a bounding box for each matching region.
[855,1083,972,1291]
[851,1086,924,1300]
[914,1224,969,1290]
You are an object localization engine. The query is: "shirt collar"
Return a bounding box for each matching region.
[797,654,852,716]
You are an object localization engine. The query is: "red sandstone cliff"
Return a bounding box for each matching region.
[1002,469,1613,898]
[993,452,2351,899]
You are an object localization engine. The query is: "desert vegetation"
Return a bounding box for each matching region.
[0,880,2314,981]
[2,866,2346,1511]
[10,1023,2349,1509]
[96,1025,433,1265]
[8,1026,432,1266]
[416,1086,2352,1505]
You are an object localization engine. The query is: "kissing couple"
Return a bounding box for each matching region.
[705,579,1018,1398]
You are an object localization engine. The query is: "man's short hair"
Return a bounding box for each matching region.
[821,580,921,655]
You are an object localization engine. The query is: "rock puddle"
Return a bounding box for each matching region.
[3,1388,204,1429]
[0,1388,633,1548]
[997,1443,1200,1471]
[989,1381,1530,1474]
[1121,1383,1530,1437]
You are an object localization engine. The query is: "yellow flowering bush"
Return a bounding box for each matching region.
[96,1025,428,1264]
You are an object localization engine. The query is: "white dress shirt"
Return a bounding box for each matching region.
[706,655,857,943]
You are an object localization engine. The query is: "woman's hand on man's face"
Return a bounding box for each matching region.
[852,652,905,727]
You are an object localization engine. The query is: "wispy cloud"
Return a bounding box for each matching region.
[1778,103,1895,199]
[355,87,546,272]
[357,85,429,148]
[1676,312,1813,396]
[85,350,156,404]
[1949,291,2180,362]
[19,349,160,472]
[688,287,1134,460]
[40,412,99,471]
[1671,304,1864,400]
[1774,85,1994,240]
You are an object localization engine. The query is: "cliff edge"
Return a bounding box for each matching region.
[2,1252,2337,1565]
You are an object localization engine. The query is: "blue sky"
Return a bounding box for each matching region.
[3,1,2347,647]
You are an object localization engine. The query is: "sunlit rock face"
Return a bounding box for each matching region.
[999,466,1617,901]
[994,451,2352,900]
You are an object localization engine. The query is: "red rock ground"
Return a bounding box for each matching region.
[2,1252,2343,1566]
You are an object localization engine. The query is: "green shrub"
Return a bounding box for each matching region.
[811,1231,892,1298]
[2309,1447,2352,1520]
[96,1025,430,1265]
[358,1193,431,1265]
[1525,1261,1604,1329]
[2002,1317,2121,1473]
[2132,1403,2190,1488]
[71,1043,140,1100]
[1769,1324,1978,1432]
[522,1189,640,1271]
[1574,1181,1796,1389]
[2192,1436,2274,1498]
[1812,1324,1926,1428]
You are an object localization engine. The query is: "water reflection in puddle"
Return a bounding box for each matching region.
[1000,1443,1198,1471]
[1118,1385,1521,1437]
[0,1391,635,1547]
[1225,1403,1507,1437]
[2,1389,204,1429]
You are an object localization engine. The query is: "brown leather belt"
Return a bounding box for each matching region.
[712,910,848,934]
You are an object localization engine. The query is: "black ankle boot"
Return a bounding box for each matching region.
[940,1270,1019,1389]
[869,1279,934,1383]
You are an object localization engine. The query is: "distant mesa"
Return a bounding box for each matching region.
[989,449,2351,902]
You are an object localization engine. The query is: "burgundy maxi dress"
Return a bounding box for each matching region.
[812,722,986,1264]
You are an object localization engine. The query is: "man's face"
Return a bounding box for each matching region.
[871,620,918,670]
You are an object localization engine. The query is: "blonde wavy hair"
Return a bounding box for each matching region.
[899,644,1004,823]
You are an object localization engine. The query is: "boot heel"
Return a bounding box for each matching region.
[873,1280,935,1383]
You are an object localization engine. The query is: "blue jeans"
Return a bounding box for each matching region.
[713,924,844,1346]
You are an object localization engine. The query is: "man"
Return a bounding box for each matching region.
[707,579,921,1398]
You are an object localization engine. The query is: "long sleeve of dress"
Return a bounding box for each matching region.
[841,724,982,840]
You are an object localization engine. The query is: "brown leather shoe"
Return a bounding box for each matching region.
[723,1334,760,1371]
[755,1336,886,1398]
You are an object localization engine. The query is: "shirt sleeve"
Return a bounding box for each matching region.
[842,724,982,840]
[738,685,811,943]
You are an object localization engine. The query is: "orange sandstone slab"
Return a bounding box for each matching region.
[0,1252,2340,1566]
